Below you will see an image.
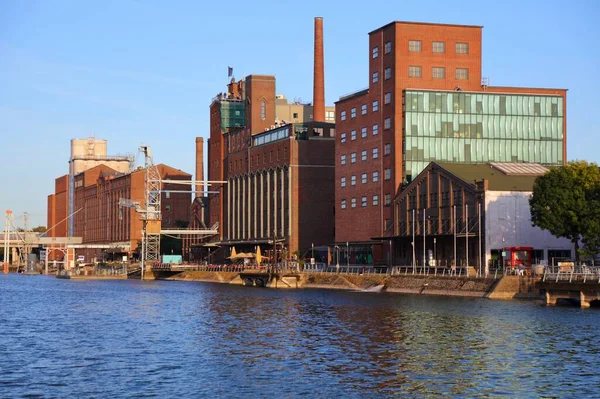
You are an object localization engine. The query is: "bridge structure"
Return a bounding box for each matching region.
[1,219,83,274]
[540,267,600,308]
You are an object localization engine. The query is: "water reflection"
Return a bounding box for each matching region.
[1,275,599,398]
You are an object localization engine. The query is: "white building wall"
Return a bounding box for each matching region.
[485,191,574,266]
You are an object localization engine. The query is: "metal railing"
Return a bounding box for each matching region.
[542,265,600,283]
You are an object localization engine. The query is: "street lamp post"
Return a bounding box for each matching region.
[434,237,437,267]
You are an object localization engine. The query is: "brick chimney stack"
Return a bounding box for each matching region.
[195,137,204,198]
[313,17,325,122]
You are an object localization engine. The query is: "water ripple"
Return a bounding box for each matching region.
[1,275,599,398]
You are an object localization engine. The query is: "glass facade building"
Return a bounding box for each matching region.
[403,90,564,181]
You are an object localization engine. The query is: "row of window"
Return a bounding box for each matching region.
[340,125,380,142]
[341,196,378,209]
[339,168,392,181]
[340,145,393,164]
[338,117,392,133]
[372,41,393,58]
[408,66,469,80]
[372,40,468,58]
[340,193,392,209]
[372,68,393,83]
[409,40,469,54]
[341,171,396,189]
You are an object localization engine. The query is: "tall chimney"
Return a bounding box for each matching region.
[313,17,325,122]
[195,137,204,199]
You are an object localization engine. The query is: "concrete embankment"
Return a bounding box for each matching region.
[145,270,544,300]
[485,275,541,300]
[303,273,496,297]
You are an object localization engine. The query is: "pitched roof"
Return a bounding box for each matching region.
[437,163,548,191]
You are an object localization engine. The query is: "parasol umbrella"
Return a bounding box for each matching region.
[227,246,237,260]
[256,246,262,266]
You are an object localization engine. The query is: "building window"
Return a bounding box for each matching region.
[385,67,391,80]
[361,150,367,161]
[372,46,379,58]
[361,127,367,138]
[384,92,391,104]
[372,100,379,112]
[385,41,392,54]
[384,168,391,180]
[409,40,422,52]
[341,177,346,188]
[372,72,379,83]
[351,153,357,163]
[456,42,469,54]
[351,108,356,118]
[341,154,346,165]
[351,198,357,208]
[372,147,379,159]
[362,173,367,184]
[373,124,379,135]
[385,193,391,205]
[351,175,356,186]
[373,171,379,182]
[433,67,446,79]
[373,195,379,206]
[341,111,346,121]
[433,41,445,53]
[384,117,391,130]
[408,65,422,78]
[384,143,391,155]
[293,112,299,119]
[362,196,367,207]
[341,199,347,209]
[340,132,346,143]
[351,130,357,141]
[456,68,469,80]
[165,191,171,199]
[261,100,266,120]
[326,110,335,121]
[361,104,367,115]
[165,204,171,212]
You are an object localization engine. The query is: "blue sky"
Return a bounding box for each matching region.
[1,0,599,227]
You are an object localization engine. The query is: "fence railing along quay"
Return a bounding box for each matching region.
[542,265,600,284]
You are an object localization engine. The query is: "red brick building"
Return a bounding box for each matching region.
[48,164,191,262]
[335,21,567,266]
[204,18,336,262]
[47,175,69,239]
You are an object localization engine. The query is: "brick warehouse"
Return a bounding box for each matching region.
[205,17,336,262]
[335,21,567,266]
[47,142,191,262]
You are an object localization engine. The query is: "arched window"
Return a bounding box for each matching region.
[261,100,266,120]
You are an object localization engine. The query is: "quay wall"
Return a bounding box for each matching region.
[150,271,543,300]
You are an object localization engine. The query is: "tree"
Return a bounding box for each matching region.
[32,226,47,233]
[530,161,600,262]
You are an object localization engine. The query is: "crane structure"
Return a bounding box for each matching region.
[119,145,225,279]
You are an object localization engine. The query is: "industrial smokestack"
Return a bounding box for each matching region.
[195,137,204,198]
[313,17,325,122]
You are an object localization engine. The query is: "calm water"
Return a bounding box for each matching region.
[1,275,599,398]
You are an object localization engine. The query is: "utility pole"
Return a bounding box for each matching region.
[466,204,469,270]
[412,209,416,274]
[453,205,456,271]
[23,212,29,271]
[479,202,483,277]
[423,209,426,272]
[3,210,11,274]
